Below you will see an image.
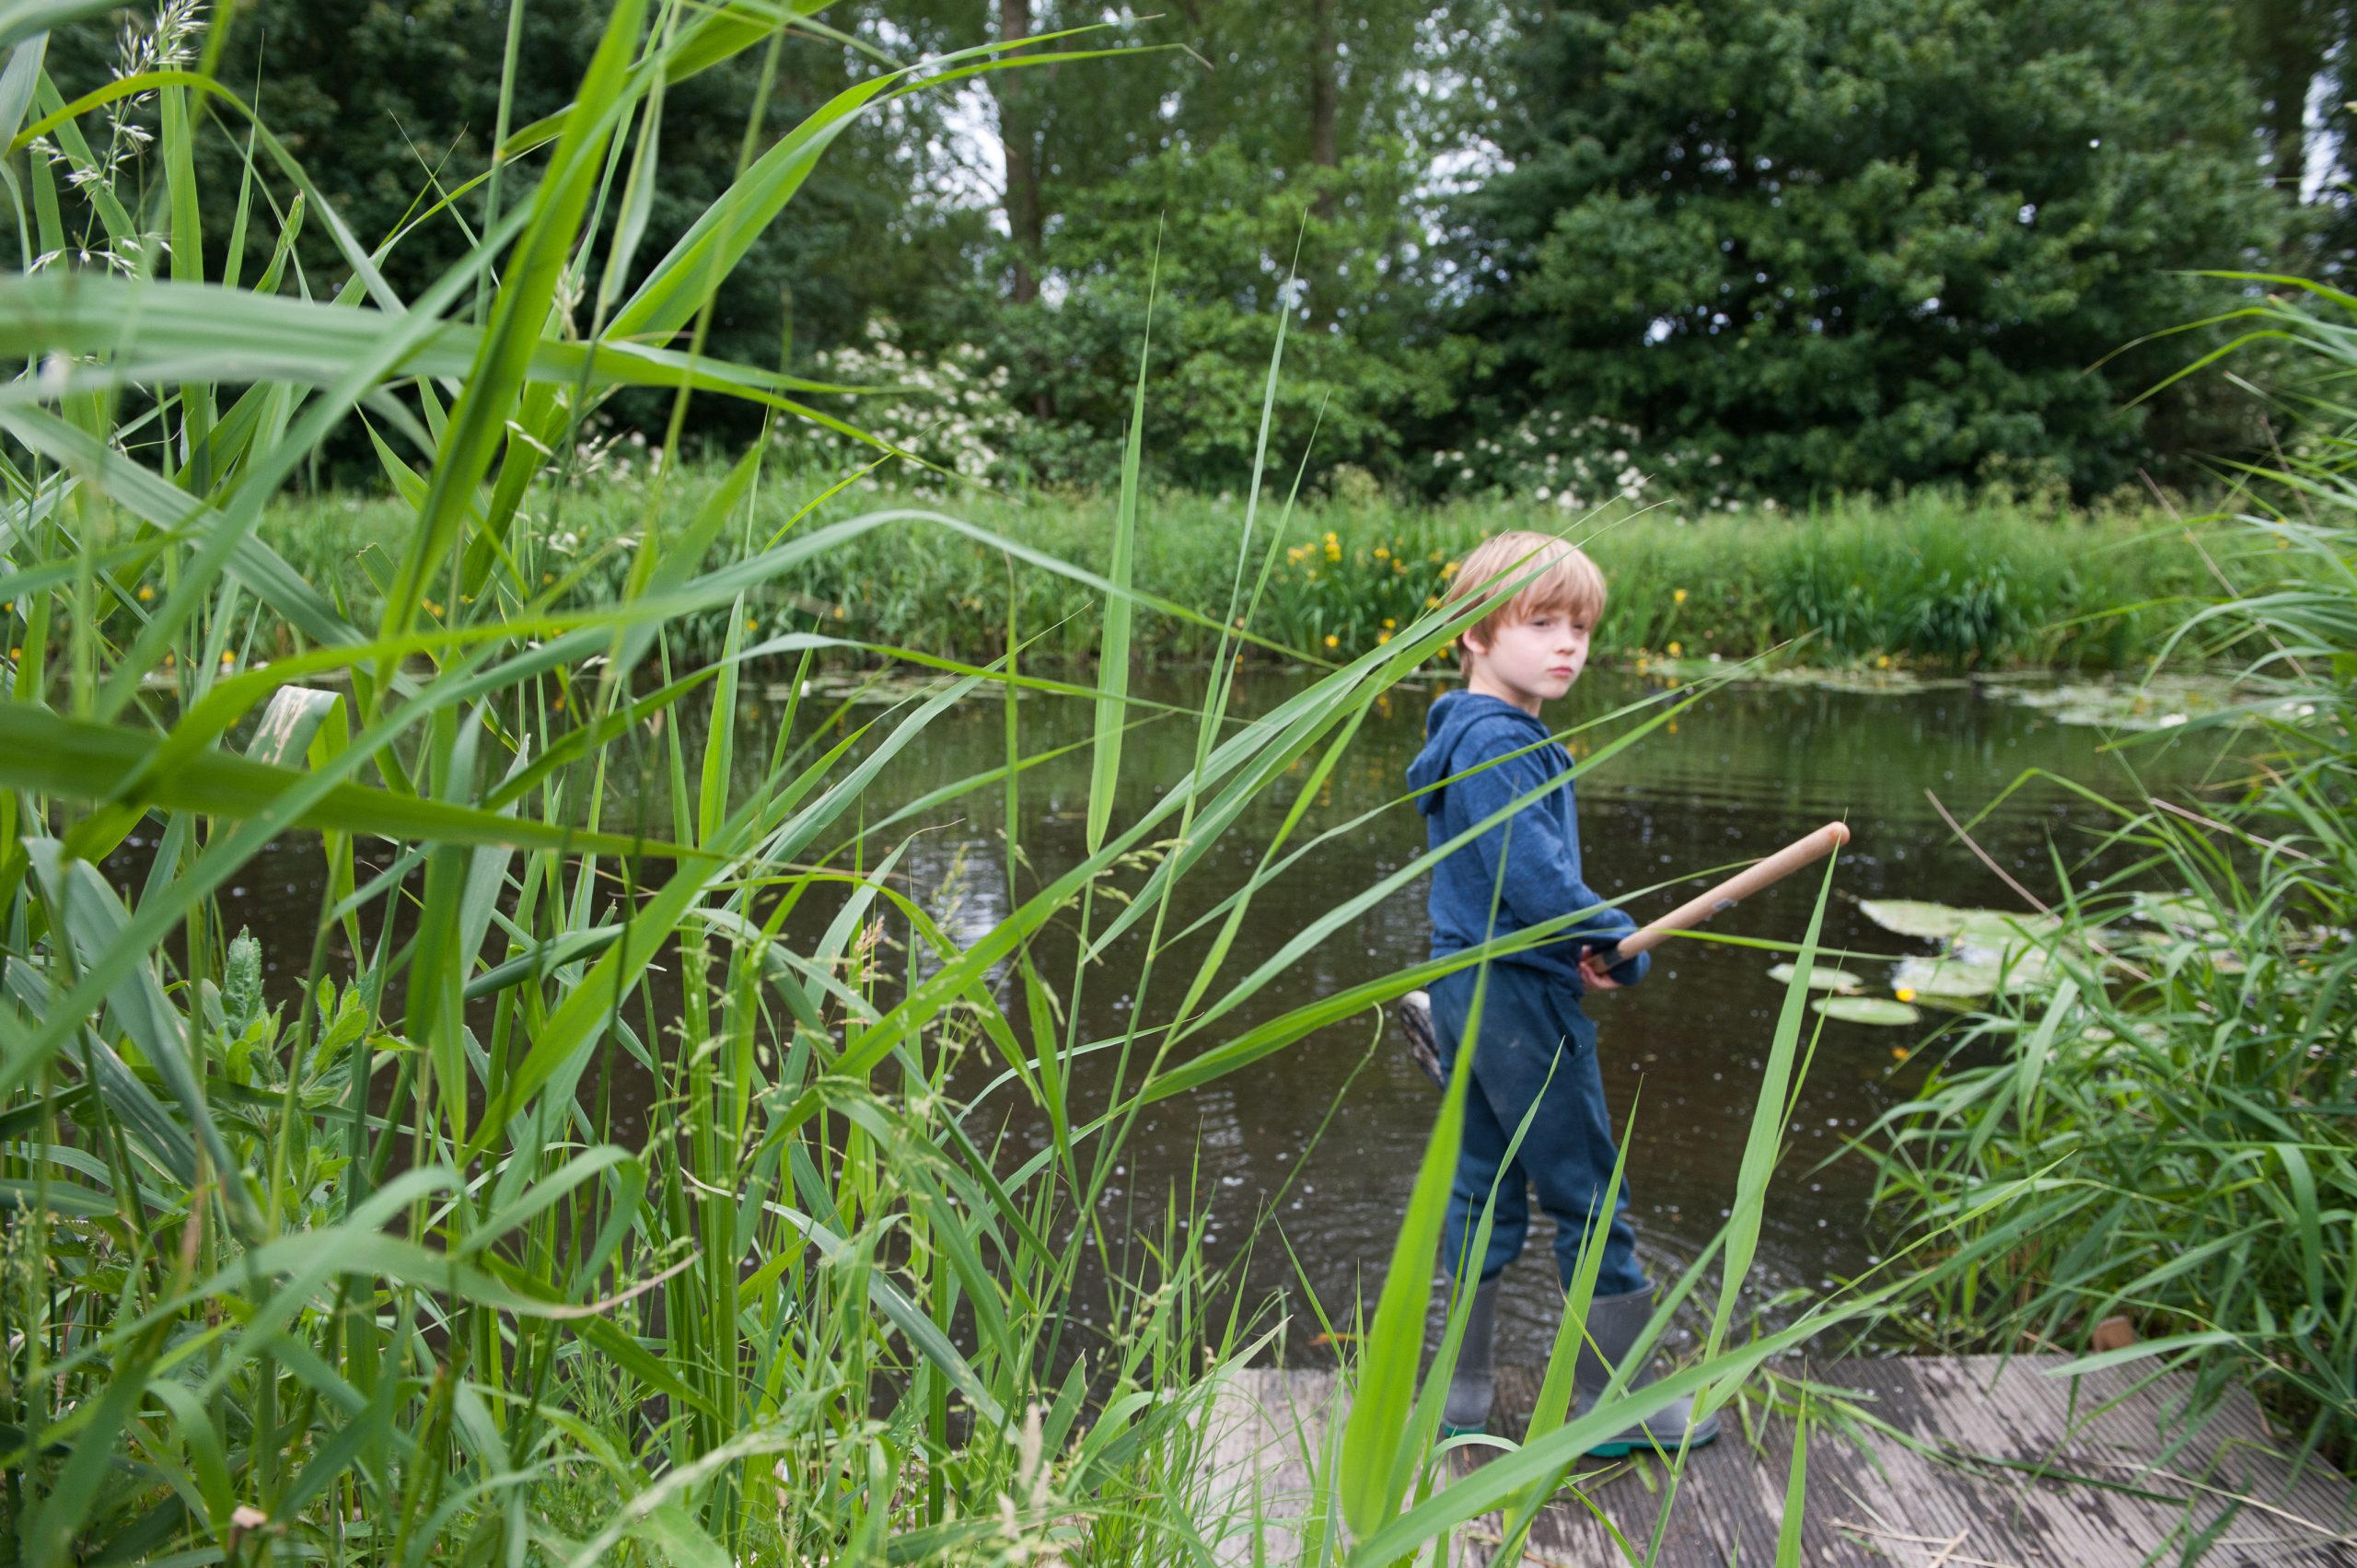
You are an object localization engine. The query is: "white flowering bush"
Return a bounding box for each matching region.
[773,319,1019,487]
[1430,410,1766,514]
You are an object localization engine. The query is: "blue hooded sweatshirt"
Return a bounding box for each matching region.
[1406,689,1648,997]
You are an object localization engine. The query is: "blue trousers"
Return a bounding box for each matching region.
[1432,964,1650,1297]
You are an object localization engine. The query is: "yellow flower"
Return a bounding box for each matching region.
[1875,655,1892,669]
[1375,545,1390,560]
[1424,595,1441,609]
[1376,631,1391,644]
[1672,587,1688,605]
[6,647,17,661]
[541,572,554,585]
[137,585,155,602]
[1666,640,1683,656]
[1891,1046,1911,1063]
[1439,561,1458,578]
[1323,633,1340,650]
[1895,987,1917,1003]
[1382,618,1396,630]
[552,693,565,712]
[1428,550,1445,563]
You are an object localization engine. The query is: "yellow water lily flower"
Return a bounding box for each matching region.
[1323,633,1339,650]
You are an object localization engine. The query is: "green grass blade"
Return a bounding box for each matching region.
[1085,238,1157,855]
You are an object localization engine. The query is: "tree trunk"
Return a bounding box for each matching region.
[1306,0,1340,318]
[1308,0,1339,176]
[997,0,1042,305]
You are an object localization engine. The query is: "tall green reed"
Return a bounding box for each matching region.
[1870,275,2357,1466]
[0,6,1880,1564]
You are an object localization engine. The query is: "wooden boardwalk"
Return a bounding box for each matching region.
[1202,1355,2357,1565]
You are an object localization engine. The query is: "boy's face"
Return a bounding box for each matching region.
[1464,602,1591,715]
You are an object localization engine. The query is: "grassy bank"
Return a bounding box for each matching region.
[256,472,2235,671]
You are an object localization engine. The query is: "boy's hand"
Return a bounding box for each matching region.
[1578,950,1626,991]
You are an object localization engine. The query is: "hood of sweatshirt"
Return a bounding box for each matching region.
[1406,689,1553,816]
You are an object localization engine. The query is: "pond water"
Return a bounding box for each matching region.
[203,665,2231,1365]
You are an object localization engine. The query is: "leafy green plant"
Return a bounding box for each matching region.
[1870,278,2357,1466]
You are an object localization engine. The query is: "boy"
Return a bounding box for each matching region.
[1397,529,1717,1456]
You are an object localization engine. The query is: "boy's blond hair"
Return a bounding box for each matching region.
[1443,529,1608,668]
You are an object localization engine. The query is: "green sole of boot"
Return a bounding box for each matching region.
[1583,1423,1721,1459]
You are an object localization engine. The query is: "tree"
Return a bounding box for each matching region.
[957,138,1471,487]
[1453,0,2292,500]
[26,2,976,460]
[871,0,1472,487]
[2233,0,2351,199]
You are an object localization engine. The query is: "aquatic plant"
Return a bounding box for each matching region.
[1870,276,2357,1466]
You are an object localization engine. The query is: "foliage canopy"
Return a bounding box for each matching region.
[1452,0,2292,499]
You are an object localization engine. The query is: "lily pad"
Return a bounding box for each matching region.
[1812,995,1922,1027]
[1987,673,2267,731]
[1769,963,1865,992]
[1891,952,2051,997]
[1859,899,2057,953]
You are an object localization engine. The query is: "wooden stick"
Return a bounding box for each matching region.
[1608,821,1851,961]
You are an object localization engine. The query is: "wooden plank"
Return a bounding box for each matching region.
[1196,1356,2357,1567]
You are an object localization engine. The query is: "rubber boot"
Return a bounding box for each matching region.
[1441,1273,1501,1435]
[1572,1287,1721,1458]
